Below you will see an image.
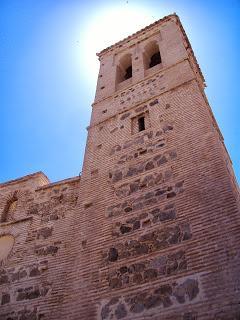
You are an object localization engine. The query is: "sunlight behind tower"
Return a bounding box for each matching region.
[82,4,156,82]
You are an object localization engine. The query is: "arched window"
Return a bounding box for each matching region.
[1,191,18,223]
[144,41,162,70]
[116,54,132,85]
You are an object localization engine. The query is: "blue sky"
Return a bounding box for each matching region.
[0,0,239,184]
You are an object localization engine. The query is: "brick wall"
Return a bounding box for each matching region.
[0,173,80,319]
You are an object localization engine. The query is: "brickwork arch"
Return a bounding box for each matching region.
[143,40,162,70]
[0,190,19,223]
[116,53,133,85]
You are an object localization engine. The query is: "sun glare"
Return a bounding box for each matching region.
[82,4,156,82]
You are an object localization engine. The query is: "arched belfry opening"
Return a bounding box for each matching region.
[144,41,162,70]
[116,53,132,86]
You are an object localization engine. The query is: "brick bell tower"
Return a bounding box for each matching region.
[1,13,239,320]
[58,14,240,320]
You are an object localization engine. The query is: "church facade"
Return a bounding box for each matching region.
[0,14,240,320]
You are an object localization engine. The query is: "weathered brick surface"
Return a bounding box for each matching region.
[0,174,80,319]
[0,13,239,320]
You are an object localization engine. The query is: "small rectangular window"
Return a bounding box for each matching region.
[131,111,150,135]
[138,116,145,132]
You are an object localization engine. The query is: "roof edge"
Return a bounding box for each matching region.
[97,13,177,57]
[36,176,80,191]
[174,15,205,84]
[96,12,205,87]
[0,171,50,188]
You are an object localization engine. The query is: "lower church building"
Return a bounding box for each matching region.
[0,14,240,320]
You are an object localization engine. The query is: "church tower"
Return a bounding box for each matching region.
[61,13,240,319]
[0,13,239,320]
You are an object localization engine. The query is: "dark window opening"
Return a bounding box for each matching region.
[124,66,132,80]
[149,51,161,68]
[138,116,145,132]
